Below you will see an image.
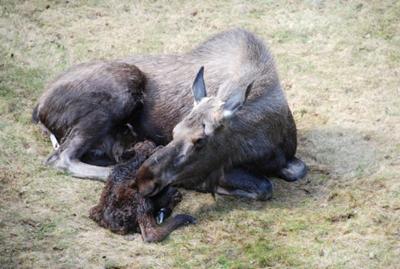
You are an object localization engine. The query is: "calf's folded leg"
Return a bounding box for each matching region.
[136,196,195,243]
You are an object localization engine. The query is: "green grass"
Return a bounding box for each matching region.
[1,0,400,268]
[243,238,302,268]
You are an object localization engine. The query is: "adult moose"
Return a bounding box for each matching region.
[128,29,307,200]
[34,29,307,200]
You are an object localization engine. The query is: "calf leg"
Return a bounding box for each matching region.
[152,187,183,224]
[136,195,195,243]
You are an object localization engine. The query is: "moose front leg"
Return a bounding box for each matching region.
[136,195,196,243]
[186,168,273,201]
[215,168,273,201]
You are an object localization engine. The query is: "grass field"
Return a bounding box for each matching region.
[1,0,399,268]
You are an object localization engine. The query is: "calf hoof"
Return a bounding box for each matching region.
[156,208,170,224]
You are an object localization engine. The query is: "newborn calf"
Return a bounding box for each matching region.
[89,141,195,242]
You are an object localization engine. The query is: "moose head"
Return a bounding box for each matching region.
[136,67,254,197]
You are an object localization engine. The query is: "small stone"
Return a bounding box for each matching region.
[363,134,371,141]
[369,252,376,259]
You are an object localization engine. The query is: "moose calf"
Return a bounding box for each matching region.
[89,141,195,242]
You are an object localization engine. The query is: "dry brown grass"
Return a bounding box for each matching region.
[1,0,399,268]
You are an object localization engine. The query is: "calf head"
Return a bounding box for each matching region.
[137,67,253,196]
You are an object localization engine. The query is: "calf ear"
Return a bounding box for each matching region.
[223,81,254,119]
[192,66,207,105]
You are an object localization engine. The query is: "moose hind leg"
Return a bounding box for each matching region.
[46,127,112,181]
[250,149,307,182]
[216,168,273,201]
[46,137,112,181]
[65,159,112,181]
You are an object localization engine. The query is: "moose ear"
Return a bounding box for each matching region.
[192,66,207,105]
[223,81,254,119]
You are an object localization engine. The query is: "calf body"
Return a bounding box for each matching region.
[89,141,195,242]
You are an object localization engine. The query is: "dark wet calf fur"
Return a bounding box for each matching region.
[89,141,195,242]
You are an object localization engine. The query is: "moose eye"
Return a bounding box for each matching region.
[193,137,207,150]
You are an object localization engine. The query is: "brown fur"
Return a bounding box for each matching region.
[33,28,306,199]
[120,29,307,197]
[89,141,195,242]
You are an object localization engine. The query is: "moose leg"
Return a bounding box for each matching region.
[46,135,112,181]
[250,150,308,182]
[215,168,273,201]
[276,157,308,182]
[136,196,195,243]
[45,115,115,181]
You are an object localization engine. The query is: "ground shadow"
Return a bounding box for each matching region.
[184,125,380,219]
